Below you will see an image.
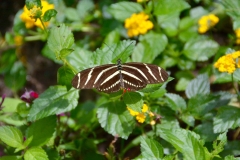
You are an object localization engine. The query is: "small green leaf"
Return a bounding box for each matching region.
[103,30,120,45]
[108,2,143,21]
[28,86,79,121]
[0,49,17,73]
[17,102,30,118]
[165,93,187,112]
[41,44,62,64]
[0,126,24,149]
[42,9,57,22]
[213,106,240,133]
[65,8,80,21]
[156,125,209,160]
[221,1,240,22]
[185,74,210,98]
[97,101,135,139]
[57,65,75,90]
[24,147,48,160]
[4,61,26,92]
[194,121,218,142]
[123,92,143,112]
[25,0,41,10]
[26,116,56,147]
[183,37,219,61]
[132,32,168,63]
[140,137,164,159]
[0,156,22,160]
[48,24,74,57]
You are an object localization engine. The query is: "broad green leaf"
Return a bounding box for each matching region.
[97,101,135,139]
[221,141,240,157]
[185,74,210,98]
[221,1,240,21]
[94,40,135,65]
[132,32,168,63]
[187,94,219,118]
[212,91,235,108]
[41,44,62,64]
[153,0,190,15]
[108,2,143,21]
[213,106,240,133]
[156,125,209,160]
[17,102,30,118]
[24,147,48,160]
[224,155,240,160]
[0,156,22,160]
[57,65,75,90]
[28,86,79,121]
[175,77,191,91]
[2,98,22,112]
[76,0,94,19]
[67,46,94,71]
[65,8,80,21]
[47,24,74,57]
[4,61,26,92]
[25,0,41,10]
[212,132,227,157]
[149,87,167,99]
[194,121,218,142]
[103,30,120,45]
[0,49,17,73]
[157,13,179,37]
[140,137,164,159]
[0,126,24,149]
[26,116,56,147]
[183,37,219,61]
[42,9,57,22]
[165,93,186,112]
[180,113,195,127]
[60,48,74,58]
[123,92,143,112]
[139,83,165,93]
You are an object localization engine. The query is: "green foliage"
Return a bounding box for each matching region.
[1,0,240,159]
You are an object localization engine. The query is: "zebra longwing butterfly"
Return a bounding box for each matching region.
[72,59,168,93]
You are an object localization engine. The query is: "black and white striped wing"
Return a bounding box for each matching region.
[71,64,121,93]
[121,62,168,91]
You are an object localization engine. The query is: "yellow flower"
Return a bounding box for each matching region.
[127,107,139,116]
[136,113,146,123]
[214,51,240,73]
[14,35,24,46]
[150,120,156,125]
[142,104,148,113]
[235,29,240,44]
[20,0,54,29]
[198,14,219,34]
[149,112,154,117]
[124,12,153,37]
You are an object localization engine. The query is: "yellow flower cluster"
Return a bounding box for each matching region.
[20,0,54,29]
[124,12,153,37]
[127,104,154,123]
[14,35,24,46]
[198,14,219,34]
[214,51,240,73]
[235,29,240,44]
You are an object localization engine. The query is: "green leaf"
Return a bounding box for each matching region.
[108,2,143,21]
[47,24,74,57]
[139,83,167,93]
[4,61,26,92]
[165,93,187,112]
[28,86,79,121]
[123,92,143,112]
[183,37,219,61]
[17,102,30,118]
[103,30,120,45]
[132,32,168,63]
[65,8,80,21]
[42,9,57,22]
[194,121,218,142]
[221,141,240,157]
[0,156,22,160]
[185,74,210,98]
[156,125,209,160]
[26,116,56,147]
[57,65,75,90]
[0,49,17,73]
[140,137,164,159]
[24,147,48,160]
[0,126,24,149]
[94,40,135,65]
[2,97,22,112]
[213,106,240,133]
[188,94,218,118]
[212,132,227,157]
[224,155,240,160]
[67,46,94,71]
[149,87,167,99]
[41,44,62,64]
[221,0,240,21]
[97,101,135,139]
[25,0,41,10]
[153,0,190,15]
[76,0,94,19]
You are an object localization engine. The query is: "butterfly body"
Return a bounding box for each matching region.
[72,59,168,93]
